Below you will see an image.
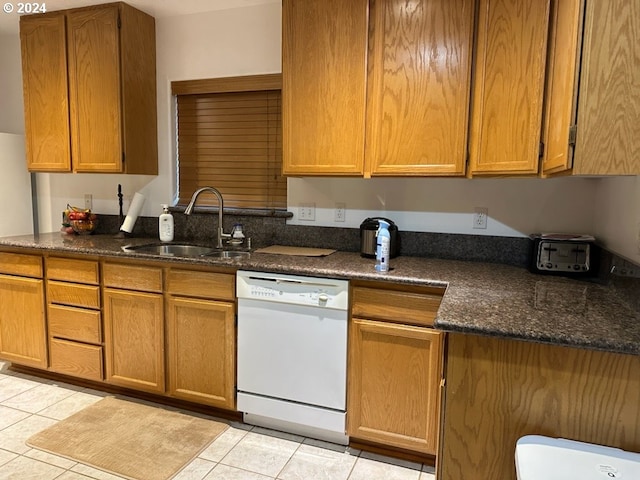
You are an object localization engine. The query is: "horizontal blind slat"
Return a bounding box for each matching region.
[175,81,285,210]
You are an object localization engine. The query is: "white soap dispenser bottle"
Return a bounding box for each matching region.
[159,204,174,242]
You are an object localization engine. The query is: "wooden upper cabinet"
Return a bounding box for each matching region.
[19,13,71,172]
[282,0,473,177]
[366,0,474,176]
[543,0,640,176]
[469,0,550,176]
[67,6,122,172]
[282,0,368,176]
[20,2,158,174]
[540,0,582,175]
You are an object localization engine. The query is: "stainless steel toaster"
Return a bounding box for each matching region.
[529,234,596,275]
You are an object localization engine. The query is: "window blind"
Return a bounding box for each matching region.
[175,86,285,210]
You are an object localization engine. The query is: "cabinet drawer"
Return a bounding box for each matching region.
[48,304,101,344]
[46,257,99,284]
[49,338,103,381]
[167,269,235,300]
[351,286,444,327]
[48,281,100,308]
[0,252,42,278]
[103,263,163,293]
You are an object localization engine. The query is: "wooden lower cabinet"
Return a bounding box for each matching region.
[0,274,47,368]
[49,338,102,381]
[166,296,235,409]
[439,333,640,480]
[347,318,444,455]
[103,288,164,393]
[47,304,103,381]
[46,256,103,381]
[2,252,240,414]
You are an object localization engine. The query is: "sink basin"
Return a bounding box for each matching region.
[205,250,250,259]
[122,243,251,259]
[122,243,216,257]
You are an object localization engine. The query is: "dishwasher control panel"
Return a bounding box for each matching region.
[236,270,349,309]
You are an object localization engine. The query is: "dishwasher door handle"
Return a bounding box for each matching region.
[247,276,343,289]
[276,279,342,288]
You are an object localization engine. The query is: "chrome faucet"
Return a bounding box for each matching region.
[184,186,231,249]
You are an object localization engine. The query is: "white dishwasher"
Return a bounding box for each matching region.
[236,270,349,444]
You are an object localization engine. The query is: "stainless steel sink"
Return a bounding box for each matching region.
[122,243,216,257]
[122,243,251,259]
[204,250,250,259]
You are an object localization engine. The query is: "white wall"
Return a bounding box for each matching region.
[1,3,638,260]
[0,34,24,134]
[0,34,32,236]
[152,1,282,215]
[594,177,640,263]
[288,176,596,237]
[0,133,32,236]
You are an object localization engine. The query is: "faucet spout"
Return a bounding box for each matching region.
[184,186,230,249]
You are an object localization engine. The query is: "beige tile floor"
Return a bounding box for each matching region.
[0,361,436,480]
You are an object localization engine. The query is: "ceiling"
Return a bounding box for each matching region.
[0,0,279,35]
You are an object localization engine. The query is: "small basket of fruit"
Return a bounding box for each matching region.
[62,205,98,235]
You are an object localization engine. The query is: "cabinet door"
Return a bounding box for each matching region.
[167,297,236,409]
[347,318,444,454]
[67,5,123,173]
[282,0,368,175]
[117,2,158,175]
[440,333,640,480]
[469,0,550,175]
[572,0,640,175]
[103,288,164,393]
[541,0,582,175]
[0,275,47,368]
[366,0,474,176]
[19,13,71,172]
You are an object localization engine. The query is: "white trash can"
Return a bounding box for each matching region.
[516,435,640,479]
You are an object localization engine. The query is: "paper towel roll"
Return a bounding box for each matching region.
[120,192,146,233]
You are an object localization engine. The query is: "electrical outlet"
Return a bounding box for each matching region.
[611,258,640,278]
[335,203,346,222]
[84,194,93,210]
[299,203,316,221]
[473,207,488,229]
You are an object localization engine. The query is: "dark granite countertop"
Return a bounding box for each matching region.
[1,232,638,356]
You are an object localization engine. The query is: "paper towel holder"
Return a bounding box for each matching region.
[116,191,146,237]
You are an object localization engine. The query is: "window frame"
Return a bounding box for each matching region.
[171,73,285,212]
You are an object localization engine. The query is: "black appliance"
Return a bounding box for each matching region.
[359,217,400,258]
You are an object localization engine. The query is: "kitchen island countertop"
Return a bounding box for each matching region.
[1,232,638,356]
